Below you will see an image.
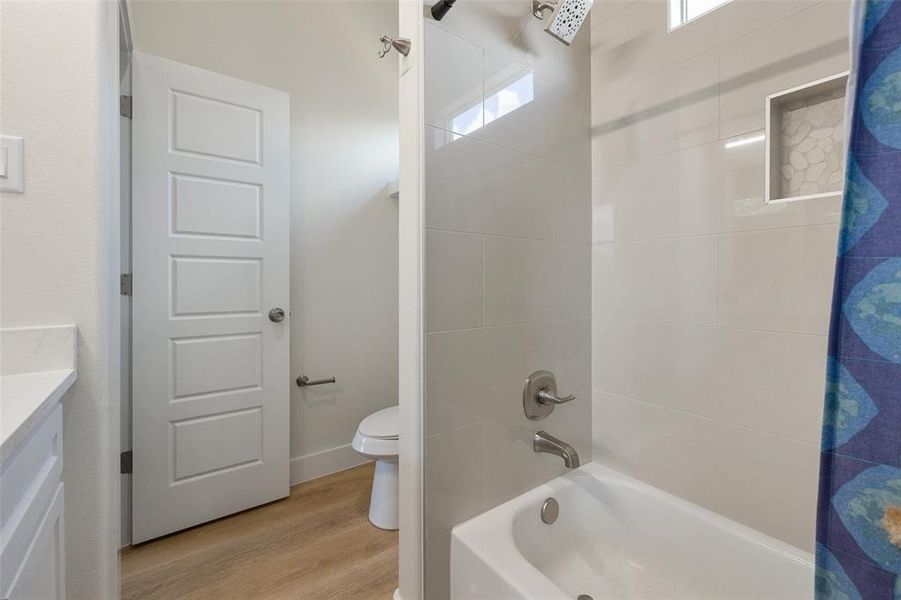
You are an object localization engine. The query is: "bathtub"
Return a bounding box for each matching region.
[450,463,813,599]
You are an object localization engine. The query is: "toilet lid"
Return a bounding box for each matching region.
[359,405,399,439]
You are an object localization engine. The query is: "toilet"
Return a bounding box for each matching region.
[352,405,399,530]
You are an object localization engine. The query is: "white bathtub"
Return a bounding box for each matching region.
[450,463,813,599]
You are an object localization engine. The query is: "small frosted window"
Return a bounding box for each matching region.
[669,0,730,29]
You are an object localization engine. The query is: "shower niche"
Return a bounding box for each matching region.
[765,72,849,203]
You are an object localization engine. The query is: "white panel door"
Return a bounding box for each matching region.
[131,52,290,543]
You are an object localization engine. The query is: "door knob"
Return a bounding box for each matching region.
[268,307,286,322]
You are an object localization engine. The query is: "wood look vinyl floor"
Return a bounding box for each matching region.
[121,463,398,600]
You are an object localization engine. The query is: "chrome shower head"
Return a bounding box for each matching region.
[532,0,593,46]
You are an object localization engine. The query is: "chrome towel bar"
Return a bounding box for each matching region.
[296,374,336,387]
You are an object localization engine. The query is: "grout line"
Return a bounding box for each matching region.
[426,316,589,337]
[593,314,829,338]
[593,389,820,448]
[481,234,486,327]
[425,123,592,175]
[425,226,592,246]
[715,229,720,326]
[590,221,841,246]
[589,132,746,173]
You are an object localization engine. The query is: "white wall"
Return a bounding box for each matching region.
[421,3,592,597]
[590,0,849,552]
[129,0,399,483]
[0,0,121,596]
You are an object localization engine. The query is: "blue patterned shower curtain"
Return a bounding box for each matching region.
[815,1,901,597]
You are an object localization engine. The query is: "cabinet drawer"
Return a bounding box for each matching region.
[2,483,66,600]
[0,405,64,596]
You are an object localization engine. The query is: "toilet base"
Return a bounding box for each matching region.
[368,458,399,530]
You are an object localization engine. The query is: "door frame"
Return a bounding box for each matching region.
[112,0,426,594]
[118,0,134,549]
[398,0,425,598]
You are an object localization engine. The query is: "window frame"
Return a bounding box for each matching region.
[668,0,734,31]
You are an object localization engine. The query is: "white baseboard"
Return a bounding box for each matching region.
[290,443,369,486]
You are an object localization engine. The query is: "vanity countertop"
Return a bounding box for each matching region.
[0,325,77,462]
[1,369,76,460]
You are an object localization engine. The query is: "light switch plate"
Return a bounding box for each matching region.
[0,135,24,193]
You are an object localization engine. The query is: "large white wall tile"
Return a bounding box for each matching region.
[715,423,820,551]
[425,127,558,240]
[719,1,850,137]
[426,322,556,436]
[593,143,722,242]
[593,131,841,241]
[588,0,639,30]
[593,318,829,444]
[557,318,591,398]
[426,230,484,332]
[558,242,592,320]
[593,318,720,417]
[557,164,592,243]
[476,52,591,170]
[715,0,826,45]
[717,224,839,334]
[429,1,591,97]
[593,236,717,324]
[484,237,589,325]
[485,396,591,506]
[428,1,556,81]
[592,48,720,167]
[593,391,718,510]
[714,329,827,444]
[425,22,484,135]
[485,236,558,324]
[425,533,452,600]
[590,0,721,97]
[556,26,592,98]
[426,423,487,539]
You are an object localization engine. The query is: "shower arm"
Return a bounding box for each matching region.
[532,0,557,19]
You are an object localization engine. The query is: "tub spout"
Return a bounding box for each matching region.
[533,431,580,468]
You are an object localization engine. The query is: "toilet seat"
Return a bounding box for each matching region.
[352,431,398,457]
[352,405,399,458]
[358,405,398,440]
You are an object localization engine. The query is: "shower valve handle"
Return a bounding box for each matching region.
[523,370,576,421]
[537,389,575,405]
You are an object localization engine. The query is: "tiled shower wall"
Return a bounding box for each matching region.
[422,3,591,597]
[590,0,850,552]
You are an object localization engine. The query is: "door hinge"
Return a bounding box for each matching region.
[120,95,133,119]
[120,273,132,296]
[120,450,133,474]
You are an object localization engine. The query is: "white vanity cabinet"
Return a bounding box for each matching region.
[0,407,66,599]
[0,326,75,600]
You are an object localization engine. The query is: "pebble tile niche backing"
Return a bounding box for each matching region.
[777,86,847,199]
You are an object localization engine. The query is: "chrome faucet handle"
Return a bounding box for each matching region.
[537,389,575,405]
[523,370,576,420]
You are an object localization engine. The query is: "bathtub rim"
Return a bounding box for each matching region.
[449,461,814,599]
